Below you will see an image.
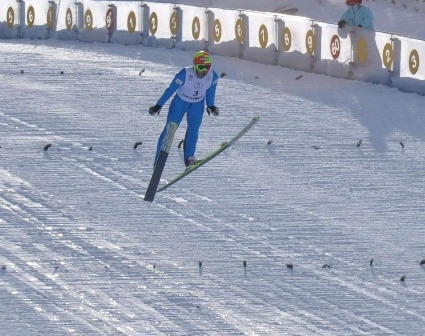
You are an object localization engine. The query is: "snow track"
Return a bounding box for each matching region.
[1,40,424,335]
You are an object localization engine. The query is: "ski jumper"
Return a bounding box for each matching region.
[154,67,219,164]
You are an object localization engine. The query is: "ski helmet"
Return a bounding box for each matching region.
[193,51,212,72]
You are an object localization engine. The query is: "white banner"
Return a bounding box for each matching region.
[0,0,21,39]
[55,0,79,39]
[141,2,176,48]
[276,14,315,72]
[1,0,425,95]
[243,11,277,64]
[206,7,241,57]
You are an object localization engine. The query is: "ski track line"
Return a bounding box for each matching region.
[0,175,208,334]
[1,171,302,335]
[2,161,347,335]
[150,177,424,328]
[149,199,404,335]
[4,149,424,335]
[3,40,425,335]
[0,197,203,335]
[38,154,322,334]
[0,97,226,331]
[50,163,317,334]
[37,141,424,335]
[0,198,168,335]
[159,187,425,318]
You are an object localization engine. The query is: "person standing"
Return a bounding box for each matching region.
[338,0,374,30]
[149,51,219,168]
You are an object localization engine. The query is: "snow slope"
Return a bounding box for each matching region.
[1,1,425,335]
[1,38,424,335]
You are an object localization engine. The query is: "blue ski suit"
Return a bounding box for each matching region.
[340,4,374,30]
[154,67,219,164]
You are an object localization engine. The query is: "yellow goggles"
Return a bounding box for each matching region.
[194,64,211,71]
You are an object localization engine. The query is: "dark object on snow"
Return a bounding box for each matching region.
[295,75,303,80]
[419,259,425,265]
[199,261,202,268]
[357,139,362,147]
[178,139,184,149]
[400,141,404,148]
[400,275,406,282]
[1,265,6,270]
[220,72,226,78]
[323,264,331,269]
[133,141,142,149]
[60,71,64,75]
[88,146,93,151]
[286,264,293,270]
[370,258,374,266]
[44,143,52,151]
[312,145,320,149]
[267,140,273,145]
[20,70,24,74]
[139,69,145,76]
[243,261,247,267]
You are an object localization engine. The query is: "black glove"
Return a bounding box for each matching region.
[206,106,219,116]
[357,24,363,28]
[338,20,346,28]
[149,104,161,115]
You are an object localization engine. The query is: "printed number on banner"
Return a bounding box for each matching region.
[85,10,93,31]
[282,27,291,51]
[259,24,268,48]
[66,8,73,30]
[213,19,221,42]
[382,43,393,69]
[7,7,14,28]
[27,6,35,27]
[330,35,341,59]
[306,30,315,55]
[127,11,136,33]
[47,6,55,29]
[170,12,178,35]
[409,49,420,75]
[235,19,244,44]
[106,8,114,32]
[149,12,158,35]
[192,17,200,40]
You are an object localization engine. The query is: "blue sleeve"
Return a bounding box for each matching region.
[156,69,186,106]
[340,9,351,23]
[205,71,219,107]
[361,7,374,30]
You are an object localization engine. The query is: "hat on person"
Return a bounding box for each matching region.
[346,0,362,5]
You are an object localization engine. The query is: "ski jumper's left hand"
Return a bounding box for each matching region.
[206,106,219,116]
